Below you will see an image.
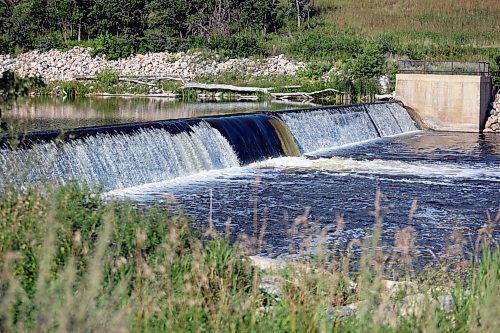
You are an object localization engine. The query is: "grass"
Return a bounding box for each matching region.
[311,0,499,47]
[0,180,498,332]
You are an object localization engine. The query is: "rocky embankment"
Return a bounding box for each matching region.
[484,92,500,133]
[0,47,305,82]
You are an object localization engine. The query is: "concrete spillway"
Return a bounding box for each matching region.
[1,102,418,190]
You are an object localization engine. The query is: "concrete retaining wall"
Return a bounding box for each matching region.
[395,74,492,132]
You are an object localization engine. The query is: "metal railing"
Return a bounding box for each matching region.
[397,60,490,76]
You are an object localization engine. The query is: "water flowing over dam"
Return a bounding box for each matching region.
[1,102,417,190]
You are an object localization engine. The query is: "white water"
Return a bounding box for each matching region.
[385,103,418,133]
[1,123,240,190]
[366,103,403,136]
[1,103,420,191]
[280,107,380,153]
[255,156,500,182]
[281,103,417,153]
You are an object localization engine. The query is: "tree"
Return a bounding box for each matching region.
[351,44,386,81]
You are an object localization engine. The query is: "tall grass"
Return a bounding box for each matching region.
[311,0,499,47]
[0,182,498,332]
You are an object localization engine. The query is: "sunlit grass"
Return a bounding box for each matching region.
[312,0,500,47]
[0,180,498,332]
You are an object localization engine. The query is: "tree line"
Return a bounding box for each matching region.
[0,0,314,55]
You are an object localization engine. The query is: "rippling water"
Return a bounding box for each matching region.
[110,131,500,260]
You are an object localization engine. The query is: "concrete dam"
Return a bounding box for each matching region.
[395,60,494,132]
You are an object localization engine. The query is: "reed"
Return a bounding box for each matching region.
[0,182,498,332]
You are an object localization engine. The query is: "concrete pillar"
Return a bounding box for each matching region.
[395,74,492,132]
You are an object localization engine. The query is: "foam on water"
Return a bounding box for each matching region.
[254,156,500,182]
[1,102,421,191]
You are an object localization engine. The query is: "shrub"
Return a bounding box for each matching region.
[91,33,135,60]
[296,61,331,80]
[202,35,266,59]
[489,48,500,87]
[350,43,386,80]
[139,29,189,53]
[34,32,65,52]
[288,31,364,61]
[96,68,119,87]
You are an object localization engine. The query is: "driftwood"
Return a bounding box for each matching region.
[375,94,394,101]
[87,92,179,98]
[271,88,344,101]
[118,78,156,86]
[182,82,271,94]
[74,75,344,101]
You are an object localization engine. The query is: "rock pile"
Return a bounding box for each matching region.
[0,47,305,82]
[484,92,500,133]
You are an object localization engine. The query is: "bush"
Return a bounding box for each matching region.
[199,35,266,59]
[350,43,386,80]
[34,32,65,52]
[0,35,12,54]
[288,31,364,61]
[296,61,332,80]
[489,48,500,87]
[96,67,119,86]
[91,33,135,60]
[139,29,189,53]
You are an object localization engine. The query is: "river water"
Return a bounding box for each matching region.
[3,98,499,263]
[2,96,304,132]
[110,131,500,261]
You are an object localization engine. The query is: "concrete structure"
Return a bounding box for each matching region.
[395,74,492,132]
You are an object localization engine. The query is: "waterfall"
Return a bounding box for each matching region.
[1,123,240,190]
[365,103,403,136]
[268,118,301,157]
[205,114,294,164]
[385,103,418,133]
[279,106,380,153]
[279,103,417,154]
[1,102,418,191]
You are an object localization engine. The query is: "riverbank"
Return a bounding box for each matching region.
[0,183,498,332]
[485,91,500,133]
[0,47,305,82]
[0,47,382,100]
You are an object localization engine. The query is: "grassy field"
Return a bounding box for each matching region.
[312,0,499,47]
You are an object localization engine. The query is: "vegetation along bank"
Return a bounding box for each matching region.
[1,0,499,97]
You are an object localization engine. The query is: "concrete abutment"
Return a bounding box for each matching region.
[395,74,492,132]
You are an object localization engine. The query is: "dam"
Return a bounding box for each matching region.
[1,101,498,262]
[395,60,493,132]
[1,102,417,190]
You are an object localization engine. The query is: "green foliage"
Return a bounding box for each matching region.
[202,35,266,59]
[297,61,331,80]
[350,44,386,80]
[90,33,135,60]
[489,49,500,87]
[96,68,119,86]
[34,32,65,52]
[140,29,189,53]
[288,31,363,61]
[0,182,498,332]
[0,71,45,103]
[57,81,91,97]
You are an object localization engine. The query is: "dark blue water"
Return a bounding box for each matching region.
[205,114,286,164]
[110,131,500,261]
